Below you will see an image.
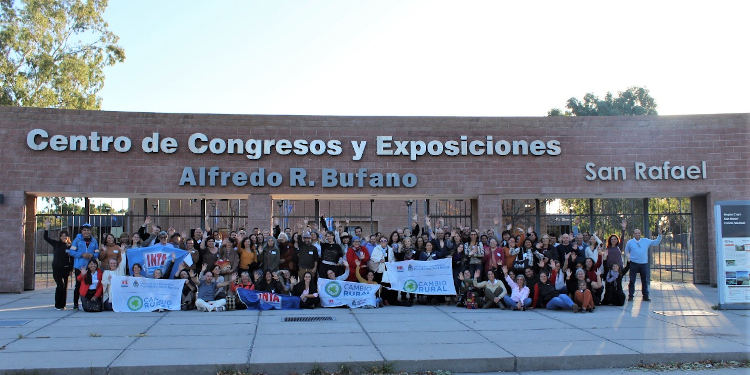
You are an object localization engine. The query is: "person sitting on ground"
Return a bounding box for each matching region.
[354,260,382,308]
[574,277,595,313]
[530,270,576,311]
[255,270,287,294]
[456,269,475,307]
[471,269,507,309]
[231,271,255,309]
[196,264,235,312]
[323,260,350,281]
[179,269,198,310]
[291,271,320,309]
[583,252,604,305]
[501,265,531,310]
[77,259,103,312]
[602,262,630,306]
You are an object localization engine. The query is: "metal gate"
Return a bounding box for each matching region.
[34,197,249,288]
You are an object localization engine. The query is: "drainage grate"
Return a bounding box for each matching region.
[0,320,30,327]
[283,316,334,322]
[653,310,718,317]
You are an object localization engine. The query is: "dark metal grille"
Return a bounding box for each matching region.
[283,316,334,322]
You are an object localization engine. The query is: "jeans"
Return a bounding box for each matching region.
[546,294,575,310]
[503,296,532,310]
[628,262,650,298]
[53,268,69,309]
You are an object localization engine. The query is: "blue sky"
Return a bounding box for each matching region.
[99,0,750,116]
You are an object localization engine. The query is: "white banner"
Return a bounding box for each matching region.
[318,279,380,308]
[111,276,185,312]
[385,258,456,295]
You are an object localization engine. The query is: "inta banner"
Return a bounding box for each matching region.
[126,245,193,278]
[111,276,185,312]
[385,258,456,295]
[237,289,300,310]
[318,279,379,308]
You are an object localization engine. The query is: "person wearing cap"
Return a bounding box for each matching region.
[69,223,98,310]
[346,237,370,282]
[296,232,319,279]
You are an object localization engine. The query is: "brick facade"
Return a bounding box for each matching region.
[0,107,748,291]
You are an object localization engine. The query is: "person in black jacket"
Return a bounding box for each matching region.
[291,271,320,309]
[43,220,72,310]
[255,270,287,294]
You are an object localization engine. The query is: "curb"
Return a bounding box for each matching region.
[2,351,749,375]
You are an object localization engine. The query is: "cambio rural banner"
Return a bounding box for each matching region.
[111,276,184,312]
[126,245,193,278]
[385,258,456,295]
[318,279,380,308]
[237,289,300,310]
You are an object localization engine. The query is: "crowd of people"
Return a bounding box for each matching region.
[43,214,663,313]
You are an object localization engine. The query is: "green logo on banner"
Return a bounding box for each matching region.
[403,279,418,292]
[325,281,342,297]
[127,296,143,311]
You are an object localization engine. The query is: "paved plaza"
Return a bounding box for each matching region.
[0,282,747,375]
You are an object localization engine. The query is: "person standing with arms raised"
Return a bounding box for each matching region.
[624,221,663,302]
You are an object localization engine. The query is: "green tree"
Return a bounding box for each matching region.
[0,0,125,109]
[548,86,657,116]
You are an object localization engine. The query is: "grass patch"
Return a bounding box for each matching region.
[631,360,749,371]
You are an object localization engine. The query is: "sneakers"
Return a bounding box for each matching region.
[586,308,594,313]
[216,306,226,312]
[72,305,79,310]
[572,304,580,313]
[643,296,651,302]
[627,296,633,302]
[196,305,208,312]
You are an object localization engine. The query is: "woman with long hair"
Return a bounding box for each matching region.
[291,271,320,309]
[77,259,103,312]
[43,219,72,310]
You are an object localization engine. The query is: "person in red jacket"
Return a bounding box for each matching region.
[77,259,103,312]
[346,237,370,282]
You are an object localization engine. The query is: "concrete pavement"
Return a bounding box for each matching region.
[0,281,747,375]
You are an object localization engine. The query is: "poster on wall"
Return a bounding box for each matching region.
[714,201,750,308]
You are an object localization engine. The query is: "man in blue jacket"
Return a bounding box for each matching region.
[69,223,98,310]
[625,225,663,302]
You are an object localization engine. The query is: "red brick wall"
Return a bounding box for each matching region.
[0,107,748,291]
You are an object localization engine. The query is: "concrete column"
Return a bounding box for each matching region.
[0,191,26,292]
[247,194,272,233]
[691,195,709,284]
[24,194,36,290]
[477,194,503,231]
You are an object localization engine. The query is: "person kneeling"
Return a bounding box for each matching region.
[196,265,235,312]
[77,260,103,312]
